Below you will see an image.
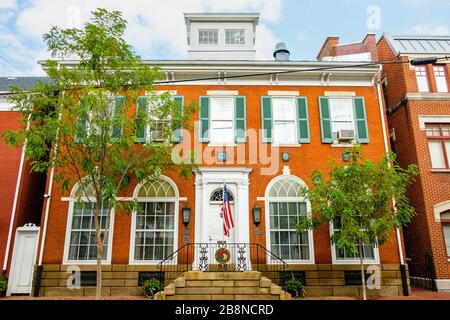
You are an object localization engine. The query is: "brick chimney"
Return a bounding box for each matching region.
[317,36,339,61]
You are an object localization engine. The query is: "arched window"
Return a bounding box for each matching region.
[64,178,113,263]
[265,176,313,262]
[209,188,234,202]
[131,176,178,263]
[442,210,450,258]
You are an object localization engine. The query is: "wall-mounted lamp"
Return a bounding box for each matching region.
[182,205,191,228]
[253,203,261,226]
[342,152,350,163]
[282,152,290,163]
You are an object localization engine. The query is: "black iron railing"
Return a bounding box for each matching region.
[407,254,437,291]
[156,243,288,287]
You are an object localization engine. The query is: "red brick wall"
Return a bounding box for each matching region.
[0,111,47,273]
[377,36,450,279]
[317,37,339,61]
[0,111,22,271]
[39,84,402,266]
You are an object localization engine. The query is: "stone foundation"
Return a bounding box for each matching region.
[33,264,409,297]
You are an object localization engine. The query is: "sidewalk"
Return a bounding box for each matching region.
[301,289,450,300]
[2,289,450,300]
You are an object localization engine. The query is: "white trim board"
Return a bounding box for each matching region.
[0,98,14,111]
[418,115,450,130]
[268,91,299,96]
[207,90,239,96]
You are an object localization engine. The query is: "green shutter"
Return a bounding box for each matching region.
[172,96,184,143]
[353,97,369,144]
[111,96,125,139]
[296,97,310,144]
[75,97,88,143]
[135,96,148,143]
[199,96,210,143]
[261,97,273,143]
[319,97,333,144]
[235,96,246,143]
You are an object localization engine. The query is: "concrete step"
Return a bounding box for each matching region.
[158,271,291,301]
[184,271,261,281]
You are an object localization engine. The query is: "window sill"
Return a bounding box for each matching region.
[273,144,302,148]
[431,169,450,173]
[332,259,378,265]
[331,143,354,148]
[208,144,238,148]
[63,261,112,266]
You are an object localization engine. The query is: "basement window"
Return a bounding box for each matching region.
[344,271,371,286]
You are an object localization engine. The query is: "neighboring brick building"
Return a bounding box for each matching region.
[317,34,378,62]
[3,14,408,298]
[0,77,49,295]
[376,35,450,292]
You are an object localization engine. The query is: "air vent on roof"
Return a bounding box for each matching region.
[273,42,290,61]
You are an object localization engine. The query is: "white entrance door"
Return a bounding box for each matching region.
[7,224,40,296]
[208,203,235,243]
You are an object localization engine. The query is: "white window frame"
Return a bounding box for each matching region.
[415,66,430,93]
[264,175,315,264]
[139,94,175,143]
[271,96,299,147]
[330,220,380,265]
[209,96,236,146]
[129,175,179,265]
[434,65,449,93]
[225,29,246,45]
[328,97,356,144]
[78,94,119,139]
[198,29,219,45]
[63,180,115,265]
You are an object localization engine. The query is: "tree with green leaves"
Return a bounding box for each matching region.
[1,8,196,298]
[297,147,418,300]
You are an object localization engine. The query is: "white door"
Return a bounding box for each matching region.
[7,224,40,296]
[208,204,235,243]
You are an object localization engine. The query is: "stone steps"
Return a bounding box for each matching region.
[155,271,291,301]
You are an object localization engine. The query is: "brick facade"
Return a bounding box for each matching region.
[33,83,407,297]
[0,109,46,275]
[377,36,450,290]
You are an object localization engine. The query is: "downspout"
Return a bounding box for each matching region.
[2,116,31,275]
[375,67,409,296]
[33,95,63,297]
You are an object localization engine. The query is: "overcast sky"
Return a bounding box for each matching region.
[0,0,449,76]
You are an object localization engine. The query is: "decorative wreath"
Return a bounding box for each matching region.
[215,247,231,264]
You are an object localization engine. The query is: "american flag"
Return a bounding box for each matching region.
[221,183,234,237]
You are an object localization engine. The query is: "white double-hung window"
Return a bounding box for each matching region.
[225,30,245,44]
[434,66,448,93]
[199,30,218,45]
[210,97,235,145]
[415,66,430,92]
[272,97,297,145]
[329,98,355,138]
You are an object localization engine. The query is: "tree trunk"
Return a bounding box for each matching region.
[93,205,103,300]
[359,240,367,301]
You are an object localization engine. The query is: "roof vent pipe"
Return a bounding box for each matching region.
[273,42,290,61]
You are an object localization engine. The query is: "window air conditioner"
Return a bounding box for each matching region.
[336,130,355,142]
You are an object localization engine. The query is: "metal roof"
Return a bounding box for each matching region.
[184,13,260,24]
[0,77,51,92]
[383,34,450,55]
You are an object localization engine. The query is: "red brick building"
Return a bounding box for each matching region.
[0,77,48,295]
[376,35,450,292]
[3,14,409,298]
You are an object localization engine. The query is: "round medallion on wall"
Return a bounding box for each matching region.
[215,247,231,264]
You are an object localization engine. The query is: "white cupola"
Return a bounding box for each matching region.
[184,13,260,60]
